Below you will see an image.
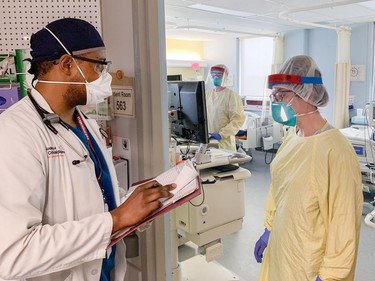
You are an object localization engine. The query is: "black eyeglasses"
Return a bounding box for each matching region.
[71,55,112,75]
[269,90,294,102]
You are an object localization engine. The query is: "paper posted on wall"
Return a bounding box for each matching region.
[109,160,201,247]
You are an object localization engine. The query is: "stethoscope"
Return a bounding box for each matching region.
[27,91,89,165]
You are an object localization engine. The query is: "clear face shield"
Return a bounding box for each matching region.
[206,66,228,87]
[266,74,323,126]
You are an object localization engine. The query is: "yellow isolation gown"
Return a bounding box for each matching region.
[258,127,363,281]
[206,87,245,151]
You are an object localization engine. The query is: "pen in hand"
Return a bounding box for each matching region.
[110,180,176,233]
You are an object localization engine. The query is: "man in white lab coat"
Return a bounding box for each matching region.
[0,18,175,281]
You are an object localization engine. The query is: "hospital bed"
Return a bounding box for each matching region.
[340,125,375,214]
[236,111,283,152]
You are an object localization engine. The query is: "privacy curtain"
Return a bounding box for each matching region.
[333,27,351,129]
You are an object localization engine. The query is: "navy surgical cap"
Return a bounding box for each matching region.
[30,18,105,63]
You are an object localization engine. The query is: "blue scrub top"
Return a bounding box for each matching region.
[68,117,116,281]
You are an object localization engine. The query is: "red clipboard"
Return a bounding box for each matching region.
[108,176,202,248]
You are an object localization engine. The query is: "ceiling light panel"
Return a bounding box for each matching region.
[188,4,256,17]
[165,5,258,30]
[166,0,287,16]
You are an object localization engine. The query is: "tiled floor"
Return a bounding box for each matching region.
[179,149,375,281]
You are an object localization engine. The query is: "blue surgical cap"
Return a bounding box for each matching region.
[30,18,105,63]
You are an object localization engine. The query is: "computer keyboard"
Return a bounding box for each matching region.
[213,164,240,173]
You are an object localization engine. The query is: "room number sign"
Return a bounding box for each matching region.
[112,86,135,118]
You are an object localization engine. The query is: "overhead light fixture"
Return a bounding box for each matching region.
[188,4,255,17]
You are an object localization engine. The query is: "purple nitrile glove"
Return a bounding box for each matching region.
[316,276,322,281]
[209,133,222,140]
[254,228,270,263]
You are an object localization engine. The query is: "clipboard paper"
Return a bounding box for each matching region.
[109,160,201,248]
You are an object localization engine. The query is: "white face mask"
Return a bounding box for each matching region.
[84,72,113,105]
[38,65,113,106]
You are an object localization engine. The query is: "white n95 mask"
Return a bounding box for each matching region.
[84,72,113,105]
[71,57,113,105]
[37,72,113,106]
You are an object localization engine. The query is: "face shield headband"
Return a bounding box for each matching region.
[267,74,323,89]
[211,66,226,73]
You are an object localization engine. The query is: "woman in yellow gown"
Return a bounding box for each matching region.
[254,55,363,281]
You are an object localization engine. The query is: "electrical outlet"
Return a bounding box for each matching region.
[122,138,130,151]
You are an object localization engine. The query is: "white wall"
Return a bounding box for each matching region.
[102,1,170,280]
[101,0,140,183]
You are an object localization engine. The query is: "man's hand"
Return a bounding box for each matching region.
[110,180,176,233]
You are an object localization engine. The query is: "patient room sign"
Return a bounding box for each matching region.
[112,86,135,118]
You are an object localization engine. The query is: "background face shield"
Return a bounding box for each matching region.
[206,66,228,87]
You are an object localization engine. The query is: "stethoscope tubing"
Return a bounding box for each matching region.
[27,92,89,164]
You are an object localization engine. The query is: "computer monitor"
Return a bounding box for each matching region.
[167,74,182,81]
[167,81,209,144]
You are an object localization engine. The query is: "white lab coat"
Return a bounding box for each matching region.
[0,88,126,281]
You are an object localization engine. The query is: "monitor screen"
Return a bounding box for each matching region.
[167,81,209,144]
[353,144,365,156]
[167,74,182,81]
